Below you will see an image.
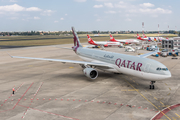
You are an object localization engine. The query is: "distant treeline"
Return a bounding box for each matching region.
[0,30,179,36]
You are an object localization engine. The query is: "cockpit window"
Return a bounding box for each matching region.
[156,67,168,71]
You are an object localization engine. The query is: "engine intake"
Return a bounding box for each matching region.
[83,68,98,80]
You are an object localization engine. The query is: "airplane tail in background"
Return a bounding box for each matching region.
[109,34,118,42]
[87,35,95,44]
[72,27,82,52]
[137,34,142,40]
[143,34,147,38]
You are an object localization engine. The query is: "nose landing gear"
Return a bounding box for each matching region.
[150,81,156,89]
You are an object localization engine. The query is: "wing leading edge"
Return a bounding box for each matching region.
[138,49,159,58]
[10,55,113,69]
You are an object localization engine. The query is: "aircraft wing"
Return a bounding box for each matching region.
[9,55,113,69]
[138,50,159,58]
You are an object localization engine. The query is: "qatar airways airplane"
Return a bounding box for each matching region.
[9,27,171,89]
[87,34,121,47]
[109,34,140,44]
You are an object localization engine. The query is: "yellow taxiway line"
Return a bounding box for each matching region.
[123,79,171,120]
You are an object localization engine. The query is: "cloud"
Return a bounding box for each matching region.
[10,0,17,2]
[74,0,86,2]
[65,14,68,16]
[0,4,42,12]
[0,4,25,12]
[105,11,116,14]
[93,4,103,8]
[104,3,113,8]
[54,20,59,23]
[96,19,101,21]
[95,0,109,1]
[114,1,127,8]
[140,3,154,7]
[41,10,55,16]
[26,7,42,11]
[34,16,40,20]
[125,18,132,21]
[60,18,64,20]
[139,8,172,14]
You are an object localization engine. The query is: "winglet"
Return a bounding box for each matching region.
[7,53,13,58]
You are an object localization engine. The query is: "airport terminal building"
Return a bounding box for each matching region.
[162,37,180,50]
[173,37,180,49]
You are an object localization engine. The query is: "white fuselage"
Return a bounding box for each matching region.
[115,39,139,44]
[93,41,120,46]
[77,47,171,81]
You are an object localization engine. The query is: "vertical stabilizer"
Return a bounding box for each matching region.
[143,34,147,38]
[72,27,82,52]
[137,34,142,40]
[109,34,118,42]
[87,35,96,45]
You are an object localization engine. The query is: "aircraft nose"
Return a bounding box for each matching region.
[166,71,171,78]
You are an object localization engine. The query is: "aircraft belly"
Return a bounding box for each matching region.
[140,72,170,81]
[115,66,169,81]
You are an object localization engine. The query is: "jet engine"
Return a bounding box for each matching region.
[104,44,108,47]
[125,42,129,44]
[83,68,98,80]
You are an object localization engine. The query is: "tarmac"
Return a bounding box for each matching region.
[0,44,180,120]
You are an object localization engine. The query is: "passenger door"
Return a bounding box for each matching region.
[144,63,151,73]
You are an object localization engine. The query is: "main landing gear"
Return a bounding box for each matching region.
[149,81,156,89]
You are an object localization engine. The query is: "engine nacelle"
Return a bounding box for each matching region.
[125,42,129,44]
[83,68,98,80]
[104,44,108,47]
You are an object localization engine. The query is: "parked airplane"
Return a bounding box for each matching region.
[87,35,121,48]
[109,34,140,44]
[137,34,165,42]
[137,34,150,41]
[9,27,171,89]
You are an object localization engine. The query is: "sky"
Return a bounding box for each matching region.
[0,0,179,31]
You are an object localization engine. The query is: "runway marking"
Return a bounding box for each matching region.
[165,83,168,86]
[151,103,180,120]
[154,97,158,100]
[160,102,164,105]
[13,82,34,109]
[172,117,177,120]
[17,104,79,120]
[69,67,74,68]
[167,93,171,96]
[15,82,24,92]
[175,113,180,118]
[123,79,171,120]
[169,88,171,90]
[21,82,43,119]
[1,83,25,107]
[121,89,139,91]
[136,83,139,85]
[0,109,13,113]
